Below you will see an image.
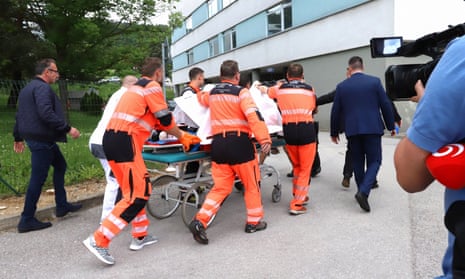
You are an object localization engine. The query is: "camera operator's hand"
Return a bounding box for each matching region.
[411,80,425,103]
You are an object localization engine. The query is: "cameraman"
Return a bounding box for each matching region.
[394,35,465,278]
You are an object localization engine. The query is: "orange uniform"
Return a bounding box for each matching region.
[268,79,317,210]
[195,80,271,227]
[94,77,176,247]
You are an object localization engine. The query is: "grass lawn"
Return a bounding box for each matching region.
[0,82,172,197]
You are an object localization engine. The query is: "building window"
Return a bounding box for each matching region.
[187,49,194,65]
[267,0,292,36]
[208,0,218,17]
[209,36,220,57]
[186,16,193,33]
[222,29,236,52]
[222,0,236,8]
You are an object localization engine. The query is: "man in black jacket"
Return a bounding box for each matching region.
[13,58,82,233]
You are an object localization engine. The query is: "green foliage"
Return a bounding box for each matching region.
[0,0,178,80]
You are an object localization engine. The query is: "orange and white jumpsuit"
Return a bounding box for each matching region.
[195,80,271,228]
[267,79,317,207]
[94,78,176,248]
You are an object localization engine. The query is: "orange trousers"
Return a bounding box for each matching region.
[195,156,264,228]
[94,135,151,248]
[286,143,316,206]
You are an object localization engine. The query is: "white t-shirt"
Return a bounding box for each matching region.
[89,86,128,145]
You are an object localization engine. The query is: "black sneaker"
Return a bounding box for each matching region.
[18,217,52,233]
[286,171,294,178]
[56,202,83,217]
[245,220,267,233]
[189,219,208,245]
[311,167,321,177]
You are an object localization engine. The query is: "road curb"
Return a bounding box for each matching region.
[0,193,104,232]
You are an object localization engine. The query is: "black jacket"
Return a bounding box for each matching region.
[13,77,71,143]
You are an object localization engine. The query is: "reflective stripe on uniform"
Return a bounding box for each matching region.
[99,225,116,240]
[133,214,148,223]
[247,216,262,223]
[210,94,240,103]
[111,112,152,132]
[281,108,313,116]
[132,225,148,234]
[247,206,263,215]
[277,88,315,97]
[211,119,249,127]
[155,108,171,118]
[245,107,258,115]
[132,86,162,97]
[108,213,126,230]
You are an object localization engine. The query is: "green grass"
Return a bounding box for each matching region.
[0,81,173,197]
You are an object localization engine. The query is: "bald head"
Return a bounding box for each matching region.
[122,75,138,88]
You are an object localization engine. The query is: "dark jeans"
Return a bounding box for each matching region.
[347,134,382,196]
[21,140,68,221]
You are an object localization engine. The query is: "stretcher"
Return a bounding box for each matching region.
[142,136,284,227]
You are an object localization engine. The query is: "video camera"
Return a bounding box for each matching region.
[370,22,465,100]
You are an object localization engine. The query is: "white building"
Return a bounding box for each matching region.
[169,0,465,130]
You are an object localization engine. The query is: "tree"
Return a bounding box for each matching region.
[1,0,177,80]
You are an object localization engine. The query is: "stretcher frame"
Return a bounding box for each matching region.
[142,136,284,227]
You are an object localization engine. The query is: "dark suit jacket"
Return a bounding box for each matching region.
[330,72,395,137]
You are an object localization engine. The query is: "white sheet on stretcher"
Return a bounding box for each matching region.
[174,82,282,144]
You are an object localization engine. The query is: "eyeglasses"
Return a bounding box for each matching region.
[48,68,59,73]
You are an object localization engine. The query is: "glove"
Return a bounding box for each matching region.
[179,131,201,151]
[426,143,465,190]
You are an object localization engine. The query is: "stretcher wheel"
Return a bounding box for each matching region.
[272,186,281,203]
[259,164,281,202]
[181,182,216,227]
[147,175,180,219]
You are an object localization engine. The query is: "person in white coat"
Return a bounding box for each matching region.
[89,75,138,222]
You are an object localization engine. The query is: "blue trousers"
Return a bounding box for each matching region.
[347,134,382,196]
[21,140,68,221]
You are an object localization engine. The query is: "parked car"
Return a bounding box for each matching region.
[97,76,121,84]
[107,76,121,83]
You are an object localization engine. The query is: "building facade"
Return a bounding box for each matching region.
[169,0,465,130]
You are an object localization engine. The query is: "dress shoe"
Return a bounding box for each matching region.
[372,181,379,189]
[56,202,83,217]
[18,217,52,233]
[311,167,321,177]
[355,191,370,212]
[245,220,267,233]
[341,177,350,188]
[286,170,294,178]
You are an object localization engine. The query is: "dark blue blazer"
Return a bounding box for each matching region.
[13,77,71,143]
[330,72,395,137]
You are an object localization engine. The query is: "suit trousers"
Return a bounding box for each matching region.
[347,134,382,196]
[21,140,68,221]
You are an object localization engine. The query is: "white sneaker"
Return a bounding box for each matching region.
[82,235,115,265]
[129,235,158,251]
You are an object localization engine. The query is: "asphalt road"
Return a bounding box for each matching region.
[0,132,448,279]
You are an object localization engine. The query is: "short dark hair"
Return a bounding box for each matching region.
[189,67,204,81]
[35,58,56,75]
[220,60,239,79]
[140,57,162,77]
[287,63,304,78]
[348,56,363,69]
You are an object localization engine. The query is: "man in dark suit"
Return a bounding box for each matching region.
[330,56,395,212]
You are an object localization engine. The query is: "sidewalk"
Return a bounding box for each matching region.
[0,132,448,279]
